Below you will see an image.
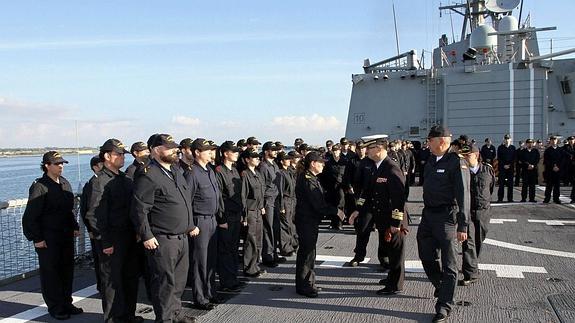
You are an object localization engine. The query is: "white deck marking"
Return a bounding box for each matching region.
[405,260,546,278]
[485,238,575,258]
[315,255,370,268]
[528,219,575,226]
[490,218,517,224]
[0,284,98,323]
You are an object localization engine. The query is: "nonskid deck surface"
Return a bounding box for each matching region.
[1,186,574,323]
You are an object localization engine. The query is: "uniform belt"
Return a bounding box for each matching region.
[157,233,187,239]
[193,214,214,218]
[425,205,455,210]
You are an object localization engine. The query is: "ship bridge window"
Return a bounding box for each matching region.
[561,80,572,94]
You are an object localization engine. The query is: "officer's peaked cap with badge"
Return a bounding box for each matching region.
[277,151,294,161]
[42,151,68,164]
[428,125,452,138]
[246,137,261,145]
[191,138,218,151]
[287,151,302,158]
[361,134,389,147]
[149,134,179,149]
[100,138,130,154]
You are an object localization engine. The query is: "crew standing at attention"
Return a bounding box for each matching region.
[131,134,198,323]
[22,151,83,320]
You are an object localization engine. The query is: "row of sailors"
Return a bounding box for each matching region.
[22,128,504,323]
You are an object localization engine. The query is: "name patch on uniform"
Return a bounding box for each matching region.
[437,169,445,173]
[376,177,388,183]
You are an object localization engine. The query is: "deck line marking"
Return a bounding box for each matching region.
[484,238,575,258]
[528,219,575,226]
[536,186,575,208]
[490,218,517,224]
[405,260,546,278]
[0,284,97,323]
[315,255,370,268]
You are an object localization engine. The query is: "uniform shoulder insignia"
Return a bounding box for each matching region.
[305,174,312,179]
[143,166,149,173]
[483,162,493,168]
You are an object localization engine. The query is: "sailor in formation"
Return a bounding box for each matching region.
[27,128,575,323]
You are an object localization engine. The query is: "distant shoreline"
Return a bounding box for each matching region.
[0,149,97,158]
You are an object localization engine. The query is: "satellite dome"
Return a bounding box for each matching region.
[499,15,519,32]
[470,24,497,52]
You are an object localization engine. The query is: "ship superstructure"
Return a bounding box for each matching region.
[345,0,575,142]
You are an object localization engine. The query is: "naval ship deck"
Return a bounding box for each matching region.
[1,186,574,323]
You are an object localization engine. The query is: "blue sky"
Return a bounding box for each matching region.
[0,0,572,148]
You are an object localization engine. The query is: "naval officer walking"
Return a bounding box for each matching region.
[417,126,470,323]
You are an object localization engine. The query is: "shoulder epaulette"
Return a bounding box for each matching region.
[143,166,150,174]
[482,162,493,168]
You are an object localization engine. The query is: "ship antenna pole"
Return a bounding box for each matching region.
[392,0,400,57]
[518,0,524,28]
[75,120,81,190]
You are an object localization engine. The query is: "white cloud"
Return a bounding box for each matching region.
[271,114,343,133]
[172,115,201,126]
[0,96,74,119]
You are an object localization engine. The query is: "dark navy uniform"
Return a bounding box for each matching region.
[480,144,496,165]
[322,154,347,229]
[131,159,194,322]
[126,159,148,179]
[278,166,298,255]
[418,147,431,185]
[356,157,407,293]
[88,166,139,323]
[22,174,78,318]
[185,162,222,306]
[80,175,102,293]
[240,168,265,275]
[258,158,281,263]
[497,143,516,202]
[350,157,389,266]
[215,164,243,289]
[520,148,540,202]
[462,162,495,282]
[401,148,415,200]
[543,145,564,203]
[515,147,525,186]
[295,169,338,295]
[417,151,470,317]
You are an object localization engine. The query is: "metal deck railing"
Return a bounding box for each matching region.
[0,196,91,285]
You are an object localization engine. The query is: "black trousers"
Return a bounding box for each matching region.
[243,209,263,275]
[472,209,490,257]
[353,212,386,264]
[521,169,538,201]
[278,198,297,255]
[189,216,218,305]
[262,197,277,263]
[136,242,153,301]
[295,219,319,292]
[416,208,459,316]
[498,168,514,201]
[381,228,405,291]
[404,175,411,200]
[515,164,523,186]
[327,187,344,228]
[544,170,561,202]
[96,233,139,323]
[147,234,188,323]
[217,215,241,288]
[461,221,478,280]
[90,238,102,293]
[35,232,75,315]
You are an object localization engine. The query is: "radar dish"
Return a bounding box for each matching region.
[485,0,520,13]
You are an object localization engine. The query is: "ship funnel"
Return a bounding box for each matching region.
[470,24,497,54]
